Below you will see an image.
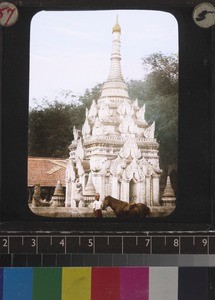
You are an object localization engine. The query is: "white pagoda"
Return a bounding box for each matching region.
[65,18,162,209]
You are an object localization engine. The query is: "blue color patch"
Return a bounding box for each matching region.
[3,268,33,300]
[0,269,3,300]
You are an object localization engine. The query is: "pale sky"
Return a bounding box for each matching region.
[29,10,178,108]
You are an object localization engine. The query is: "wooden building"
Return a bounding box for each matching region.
[28,157,67,202]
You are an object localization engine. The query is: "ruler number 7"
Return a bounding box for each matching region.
[145,238,150,247]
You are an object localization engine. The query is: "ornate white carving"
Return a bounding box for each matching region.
[122,159,143,182]
[146,157,160,171]
[119,138,141,159]
[82,108,91,136]
[66,159,76,182]
[88,100,98,118]
[75,138,84,160]
[119,118,129,134]
[98,102,110,119]
[136,104,146,123]
[144,121,155,139]
[117,100,134,116]
[92,117,109,136]
[110,157,127,176]
[76,159,85,176]
[73,125,79,141]
[128,118,138,134]
[90,157,107,172]
[132,99,139,109]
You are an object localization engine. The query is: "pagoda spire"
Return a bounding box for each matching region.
[99,16,129,101]
[107,16,124,82]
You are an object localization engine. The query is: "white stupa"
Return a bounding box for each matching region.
[65,17,162,208]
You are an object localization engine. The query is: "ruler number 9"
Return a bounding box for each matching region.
[202,238,208,247]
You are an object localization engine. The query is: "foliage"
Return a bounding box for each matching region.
[28,85,103,158]
[128,52,178,171]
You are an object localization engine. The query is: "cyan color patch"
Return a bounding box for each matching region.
[3,268,33,300]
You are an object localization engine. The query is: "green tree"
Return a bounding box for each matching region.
[28,84,103,158]
[79,83,103,107]
[29,101,75,157]
[127,53,178,172]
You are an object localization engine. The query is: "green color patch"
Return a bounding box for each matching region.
[33,268,62,300]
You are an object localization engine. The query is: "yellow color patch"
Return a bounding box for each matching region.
[62,267,91,300]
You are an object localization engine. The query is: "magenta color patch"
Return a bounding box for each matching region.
[120,267,149,300]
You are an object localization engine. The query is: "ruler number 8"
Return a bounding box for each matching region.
[173,238,179,247]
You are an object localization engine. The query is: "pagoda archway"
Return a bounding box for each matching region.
[129,179,138,203]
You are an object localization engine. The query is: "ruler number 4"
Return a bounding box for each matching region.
[59,239,65,247]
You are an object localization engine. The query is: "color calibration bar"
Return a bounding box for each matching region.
[0,267,215,300]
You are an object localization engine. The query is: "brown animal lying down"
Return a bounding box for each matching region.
[103,196,151,218]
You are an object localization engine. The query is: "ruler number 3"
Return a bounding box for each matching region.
[31,239,36,247]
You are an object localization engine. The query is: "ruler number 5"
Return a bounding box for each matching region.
[88,238,93,247]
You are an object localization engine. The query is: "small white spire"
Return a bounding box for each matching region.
[107,16,124,82]
[99,17,129,101]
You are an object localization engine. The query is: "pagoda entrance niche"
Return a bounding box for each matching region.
[129,179,138,203]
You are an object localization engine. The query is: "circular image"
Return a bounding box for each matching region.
[193,3,215,28]
[0,2,18,27]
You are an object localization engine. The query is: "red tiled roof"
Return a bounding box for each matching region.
[28,157,67,187]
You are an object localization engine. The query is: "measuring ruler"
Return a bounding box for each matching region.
[0,231,214,267]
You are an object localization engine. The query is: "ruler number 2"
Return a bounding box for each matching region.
[2,238,8,247]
